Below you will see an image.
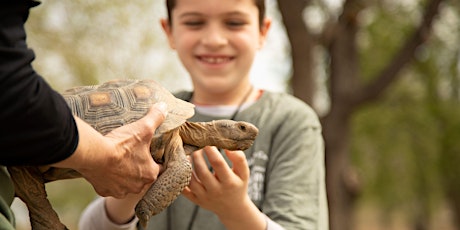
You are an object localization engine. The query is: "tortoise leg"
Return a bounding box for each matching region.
[41,167,82,183]
[183,144,199,156]
[7,166,68,230]
[135,130,192,228]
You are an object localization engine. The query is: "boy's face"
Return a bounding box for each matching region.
[161,0,270,95]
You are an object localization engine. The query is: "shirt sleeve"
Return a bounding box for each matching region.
[265,214,285,230]
[0,0,79,166]
[78,197,138,230]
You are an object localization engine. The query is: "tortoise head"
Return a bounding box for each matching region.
[189,120,259,150]
[179,120,258,151]
[206,120,259,151]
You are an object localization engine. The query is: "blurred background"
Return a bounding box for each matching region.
[12,0,460,229]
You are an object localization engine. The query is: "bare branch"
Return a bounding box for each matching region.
[354,0,445,106]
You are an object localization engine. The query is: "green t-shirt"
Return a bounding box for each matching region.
[0,166,16,230]
[142,91,329,230]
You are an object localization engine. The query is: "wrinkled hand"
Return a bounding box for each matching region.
[182,146,250,216]
[53,103,167,198]
[96,104,166,197]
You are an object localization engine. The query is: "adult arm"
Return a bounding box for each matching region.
[0,1,169,198]
[0,0,79,165]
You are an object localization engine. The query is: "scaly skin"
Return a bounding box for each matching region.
[134,120,259,227]
[8,166,68,230]
[7,79,259,229]
[7,119,258,230]
[180,120,259,150]
[136,129,192,227]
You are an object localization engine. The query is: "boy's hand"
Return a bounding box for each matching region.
[182,146,250,216]
[182,146,266,230]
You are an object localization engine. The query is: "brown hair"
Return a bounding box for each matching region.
[165,0,266,27]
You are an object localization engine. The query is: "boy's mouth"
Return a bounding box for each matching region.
[197,56,233,64]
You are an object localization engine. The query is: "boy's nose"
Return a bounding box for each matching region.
[201,26,227,48]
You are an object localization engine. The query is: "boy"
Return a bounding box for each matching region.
[79,0,329,229]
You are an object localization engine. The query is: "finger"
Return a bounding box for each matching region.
[138,156,161,182]
[158,164,166,174]
[182,186,199,204]
[117,102,167,143]
[225,150,249,181]
[203,146,232,182]
[134,182,153,197]
[191,163,202,184]
[140,102,168,133]
[146,159,163,177]
[191,150,216,188]
[184,168,205,198]
[140,162,161,191]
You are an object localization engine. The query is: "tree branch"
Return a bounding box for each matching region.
[354,0,445,106]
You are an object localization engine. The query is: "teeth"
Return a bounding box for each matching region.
[200,57,230,64]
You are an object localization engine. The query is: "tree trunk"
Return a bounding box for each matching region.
[276,0,315,104]
[322,1,363,227]
[322,107,358,230]
[277,0,445,229]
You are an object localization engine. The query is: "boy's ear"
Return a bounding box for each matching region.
[258,18,272,49]
[160,19,176,49]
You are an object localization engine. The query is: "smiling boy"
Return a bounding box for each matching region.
[79,0,329,229]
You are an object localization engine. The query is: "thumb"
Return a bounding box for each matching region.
[140,102,168,133]
[225,150,249,181]
[123,102,167,142]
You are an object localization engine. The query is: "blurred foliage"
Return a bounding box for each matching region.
[358,0,419,82]
[25,0,291,93]
[26,0,190,92]
[46,179,96,229]
[351,0,460,227]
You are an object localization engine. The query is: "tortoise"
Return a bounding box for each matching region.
[7,79,259,229]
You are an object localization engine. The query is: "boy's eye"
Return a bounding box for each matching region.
[183,21,204,27]
[226,20,245,27]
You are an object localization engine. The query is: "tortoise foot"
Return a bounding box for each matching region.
[135,156,192,227]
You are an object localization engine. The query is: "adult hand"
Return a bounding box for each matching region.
[182,146,266,230]
[52,102,168,198]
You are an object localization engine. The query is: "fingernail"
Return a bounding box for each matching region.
[155,102,168,117]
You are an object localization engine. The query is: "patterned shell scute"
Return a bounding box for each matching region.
[62,79,195,135]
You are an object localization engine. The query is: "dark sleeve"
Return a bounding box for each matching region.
[0,0,79,166]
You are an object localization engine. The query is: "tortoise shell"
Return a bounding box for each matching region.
[7,78,260,229]
[62,79,195,135]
